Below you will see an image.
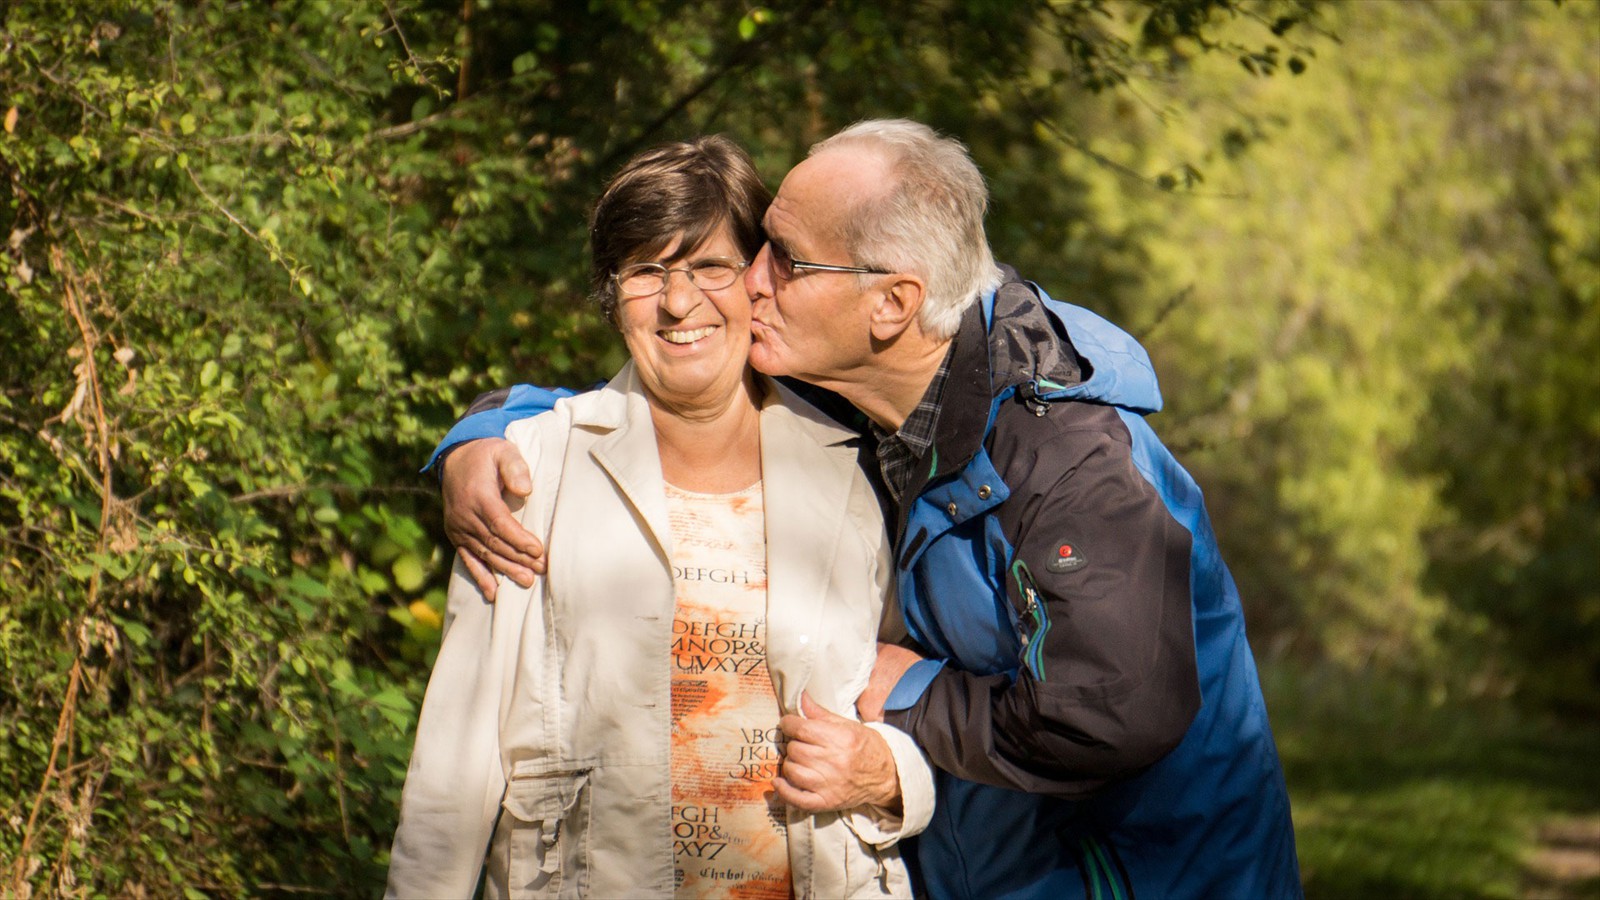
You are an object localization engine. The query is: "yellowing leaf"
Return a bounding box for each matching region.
[407,599,441,630]
[3,106,17,134]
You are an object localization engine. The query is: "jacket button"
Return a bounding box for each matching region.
[978,485,992,500]
[946,501,959,517]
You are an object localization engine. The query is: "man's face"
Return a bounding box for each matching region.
[745,149,883,389]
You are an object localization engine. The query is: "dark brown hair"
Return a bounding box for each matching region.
[589,135,771,323]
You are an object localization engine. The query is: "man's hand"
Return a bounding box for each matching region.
[440,438,545,599]
[856,642,926,723]
[773,692,900,814]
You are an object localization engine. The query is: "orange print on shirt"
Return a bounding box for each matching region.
[667,481,790,900]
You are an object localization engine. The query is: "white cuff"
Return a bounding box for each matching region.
[841,722,936,846]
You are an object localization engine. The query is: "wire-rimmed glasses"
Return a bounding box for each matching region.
[612,258,749,298]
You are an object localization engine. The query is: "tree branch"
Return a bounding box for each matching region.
[599,4,824,172]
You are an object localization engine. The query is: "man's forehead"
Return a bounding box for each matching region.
[762,189,819,245]
[766,153,859,248]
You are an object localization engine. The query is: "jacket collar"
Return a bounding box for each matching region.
[902,272,1089,502]
[569,360,861,448]
[580,363,674,562]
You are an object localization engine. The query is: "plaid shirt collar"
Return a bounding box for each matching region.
[870,346,955,504]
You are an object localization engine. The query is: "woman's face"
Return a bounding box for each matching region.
[616,226,754,414]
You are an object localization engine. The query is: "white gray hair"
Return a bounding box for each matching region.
[810,119,1003,340]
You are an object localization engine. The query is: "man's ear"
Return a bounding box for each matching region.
[869,275,926,342]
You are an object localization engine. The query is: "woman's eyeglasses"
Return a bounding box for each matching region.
[613,258,749,298]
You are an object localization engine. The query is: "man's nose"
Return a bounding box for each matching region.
[745,243,773,299]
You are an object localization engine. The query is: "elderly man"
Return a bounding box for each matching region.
[433,120,1302,899]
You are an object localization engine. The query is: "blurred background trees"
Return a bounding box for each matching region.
[2,0,1594,894]
[1038,0,1600,702]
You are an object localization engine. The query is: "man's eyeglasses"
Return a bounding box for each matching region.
[613,257,749,298]
[764,240,891,281]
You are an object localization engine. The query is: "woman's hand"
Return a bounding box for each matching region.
[773,693,901,814]
[441,438,545,598]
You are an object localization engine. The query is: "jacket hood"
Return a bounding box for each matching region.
[988,270,1164,415]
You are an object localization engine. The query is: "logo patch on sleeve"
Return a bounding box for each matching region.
[1046,542,1087,573]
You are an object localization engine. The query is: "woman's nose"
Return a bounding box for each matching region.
[661,270,702,318]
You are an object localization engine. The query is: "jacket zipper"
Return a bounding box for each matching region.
[1010,560,1051,680]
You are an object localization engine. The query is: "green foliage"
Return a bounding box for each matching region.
[2,0,1591,894]
[1408,3,1600,714]
[1266,660,1600,899]
[0,0,1323,893]
[0,0,463,891]
[1032,0,1598,696]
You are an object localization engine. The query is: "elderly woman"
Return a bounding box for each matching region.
[385,137,932,899]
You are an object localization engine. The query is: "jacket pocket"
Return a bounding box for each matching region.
[488,769,591,899]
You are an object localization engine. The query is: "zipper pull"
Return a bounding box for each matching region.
[1018,381,1050,416]
[1017,566,1043,628]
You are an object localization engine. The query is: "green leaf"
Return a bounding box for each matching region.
[120,620,153,647]
[391,554,427,593]
[285,573,331,599]
[370,686,412,711]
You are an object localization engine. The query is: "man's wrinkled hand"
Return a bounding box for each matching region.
[772,692,900,814]
[440,438,544,599]
[856,642,925,723]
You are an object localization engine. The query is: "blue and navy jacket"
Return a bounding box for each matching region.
[873,276,1300,899]
[428,273,1301,899]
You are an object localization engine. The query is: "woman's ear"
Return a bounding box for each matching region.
[868,274,927,343]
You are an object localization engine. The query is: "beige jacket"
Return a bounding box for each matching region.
[387,365,935,899]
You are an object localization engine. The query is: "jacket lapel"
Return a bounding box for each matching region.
[759,378,862,714]
[581,363,674,567]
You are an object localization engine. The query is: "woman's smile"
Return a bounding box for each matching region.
[659,324,719,346]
